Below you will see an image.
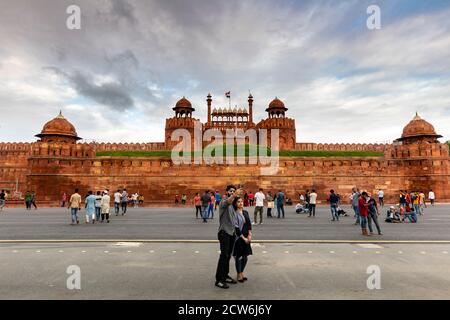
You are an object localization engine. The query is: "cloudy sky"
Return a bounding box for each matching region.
[0,0,449,143]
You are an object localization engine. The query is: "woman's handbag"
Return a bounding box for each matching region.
[267,201,274,208]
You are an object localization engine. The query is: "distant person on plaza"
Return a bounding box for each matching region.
[253,188,265,225]
[132,193,139,208]
[358,191,370,236]
[419,191,426,214]
[276,190,285,219]
[428,189,435,206]
[299,193,305,205]
[200,190,211,223]
[248,191,255,207]
[305,189,310,212]
[61,192,67,208]
[243,192,249,207]
[95,191,102,222]
[85,191,96,224]
[138,194,144,206]
[399,190,406,208]
[194,192,202,219]
[121,188,128,215]
[378,189,384,207]
[215,185,240,289]
[367,193,382,235]
[215,191,221,210]
[405,191,411,209]
[68,188,82,225]
[114,189,121,216]
[327,189,339,221]
[232,196,252,283]
[411,191,421,215]
[266,191,274,218]
[24,191,32,210]
[181,193,187,205]
[30,191,38,210]
[0,189,5,211]
[101,190,111,223]
[208,192,215,219]
[308,189,317,217]
[175,194,179,205]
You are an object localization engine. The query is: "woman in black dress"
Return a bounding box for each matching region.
[232,196,253,282]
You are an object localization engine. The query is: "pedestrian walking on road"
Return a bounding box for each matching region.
[61,192,67,208]
[85,191,96,224]
[68,188,82,225]
[328,189,339,221]
[114,189,121,215]
[0,190,5,211]
[351,188,361,225]
[194,193,202,219]
[200,190,211,223]
[367,194,382,235]
[24,191,32,210]
[30,191,38,210]
[358,192,370,236]
[121,189,128,215]
[266,191,274,218]
[308,189,317,217]
[428,190,435,206]
[101,190,111,223]
[253,188,265,225]
[276,190,285,218]
[95,191,102,222]
[378,189,384,207]
[232,196,252,283]
[215,185,240,289]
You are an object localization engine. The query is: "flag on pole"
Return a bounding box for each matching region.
[225,91,231,98]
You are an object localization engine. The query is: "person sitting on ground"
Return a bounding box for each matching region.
[385,206,401,223]
[400,205,417,223]
[337,206,348,216]
[295,203,304,214]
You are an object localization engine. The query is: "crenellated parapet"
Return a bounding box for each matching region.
[256,117,295,129]
[30,141,95,158]
[387,141,449,159]
[0,142,33,152]
[87,142,166,152]
[295,143,390,152]
[165,117,201,129]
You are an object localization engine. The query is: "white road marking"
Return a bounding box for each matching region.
[284,251,290,254]
[353,251,358,254]
[36,250,41,253]
[443,251,448,254]
[195,251,199,254]
[375,251,381,254]
[149,250,154,253]
[104,251,109,253]
[398,251,403,254]
[58,250,64,253]
[81,250,86,253]
[172,250,177,253]
[308,251,313,254]
[357,244,384,249]
[12,250,18,253]
[127,250,132,253]
[329,251,335,254]
[115,242,142,247]
[420,251,426,254]
[262,251,267,254]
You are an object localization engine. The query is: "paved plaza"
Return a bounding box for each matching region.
[1,205,450,299]
[0,204,449,241]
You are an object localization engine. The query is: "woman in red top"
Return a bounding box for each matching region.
[358,192,370,236]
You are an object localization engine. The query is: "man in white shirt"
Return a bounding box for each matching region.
[308,189,317,217]
[378,189,384,207]
[253,188,266,225]
[428,190,435,206]
[114,189,122,216]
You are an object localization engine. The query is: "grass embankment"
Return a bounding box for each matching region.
[97,145,384,158]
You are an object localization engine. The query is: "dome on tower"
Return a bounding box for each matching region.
[36,111,81,141]
[396,112,442,142]
[174,97,193,109]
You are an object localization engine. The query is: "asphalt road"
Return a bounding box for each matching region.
[1,242,449,299]
[0,204,449,241]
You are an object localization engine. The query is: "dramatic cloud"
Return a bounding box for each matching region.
[0,0,449,143]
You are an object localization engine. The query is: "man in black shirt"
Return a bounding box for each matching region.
[200,190,211,223]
